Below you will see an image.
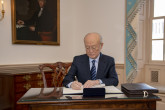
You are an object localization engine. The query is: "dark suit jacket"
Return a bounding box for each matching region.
[63,53,119,87]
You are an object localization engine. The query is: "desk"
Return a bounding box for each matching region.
[17,87,161,110]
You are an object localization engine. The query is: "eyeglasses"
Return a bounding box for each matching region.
[85,44,101,51]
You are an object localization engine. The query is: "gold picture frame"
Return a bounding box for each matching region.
[11,0,60,45]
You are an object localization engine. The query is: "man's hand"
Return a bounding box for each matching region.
[83,80,100,88]
[29,26,35,31]
[71,81,82,90]
[17,20,24,25]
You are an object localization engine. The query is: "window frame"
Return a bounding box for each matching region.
[148,0,165,65]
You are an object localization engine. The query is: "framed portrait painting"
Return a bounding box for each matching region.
[11,0,60,45]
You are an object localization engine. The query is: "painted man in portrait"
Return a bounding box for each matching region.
[16,0,57,41]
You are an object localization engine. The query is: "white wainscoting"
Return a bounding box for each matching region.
[144,64,165,110]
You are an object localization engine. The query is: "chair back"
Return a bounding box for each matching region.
[39,62,72,87]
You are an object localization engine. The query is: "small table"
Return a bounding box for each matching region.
[17,87,161,110]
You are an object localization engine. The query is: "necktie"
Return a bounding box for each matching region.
[90,60,96,80]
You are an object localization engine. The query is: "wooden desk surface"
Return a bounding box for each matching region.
[17,87,161,110]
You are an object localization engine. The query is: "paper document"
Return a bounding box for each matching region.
[63,85,123,95]
[105,86,123,94]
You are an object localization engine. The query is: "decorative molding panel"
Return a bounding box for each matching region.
[145,64,165,85]
[115,64,124,85]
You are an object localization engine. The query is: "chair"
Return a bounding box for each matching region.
[39,62,72,87]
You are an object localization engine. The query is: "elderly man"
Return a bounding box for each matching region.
[63,32,118,90]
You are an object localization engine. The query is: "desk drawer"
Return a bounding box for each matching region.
[15,80,44,92]
[15,73,43,82]
[15,92,25,101]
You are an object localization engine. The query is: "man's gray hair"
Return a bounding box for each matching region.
[38,0,46,2]
[84,32,103,43]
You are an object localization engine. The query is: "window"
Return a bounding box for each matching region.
[150,0,165,61]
